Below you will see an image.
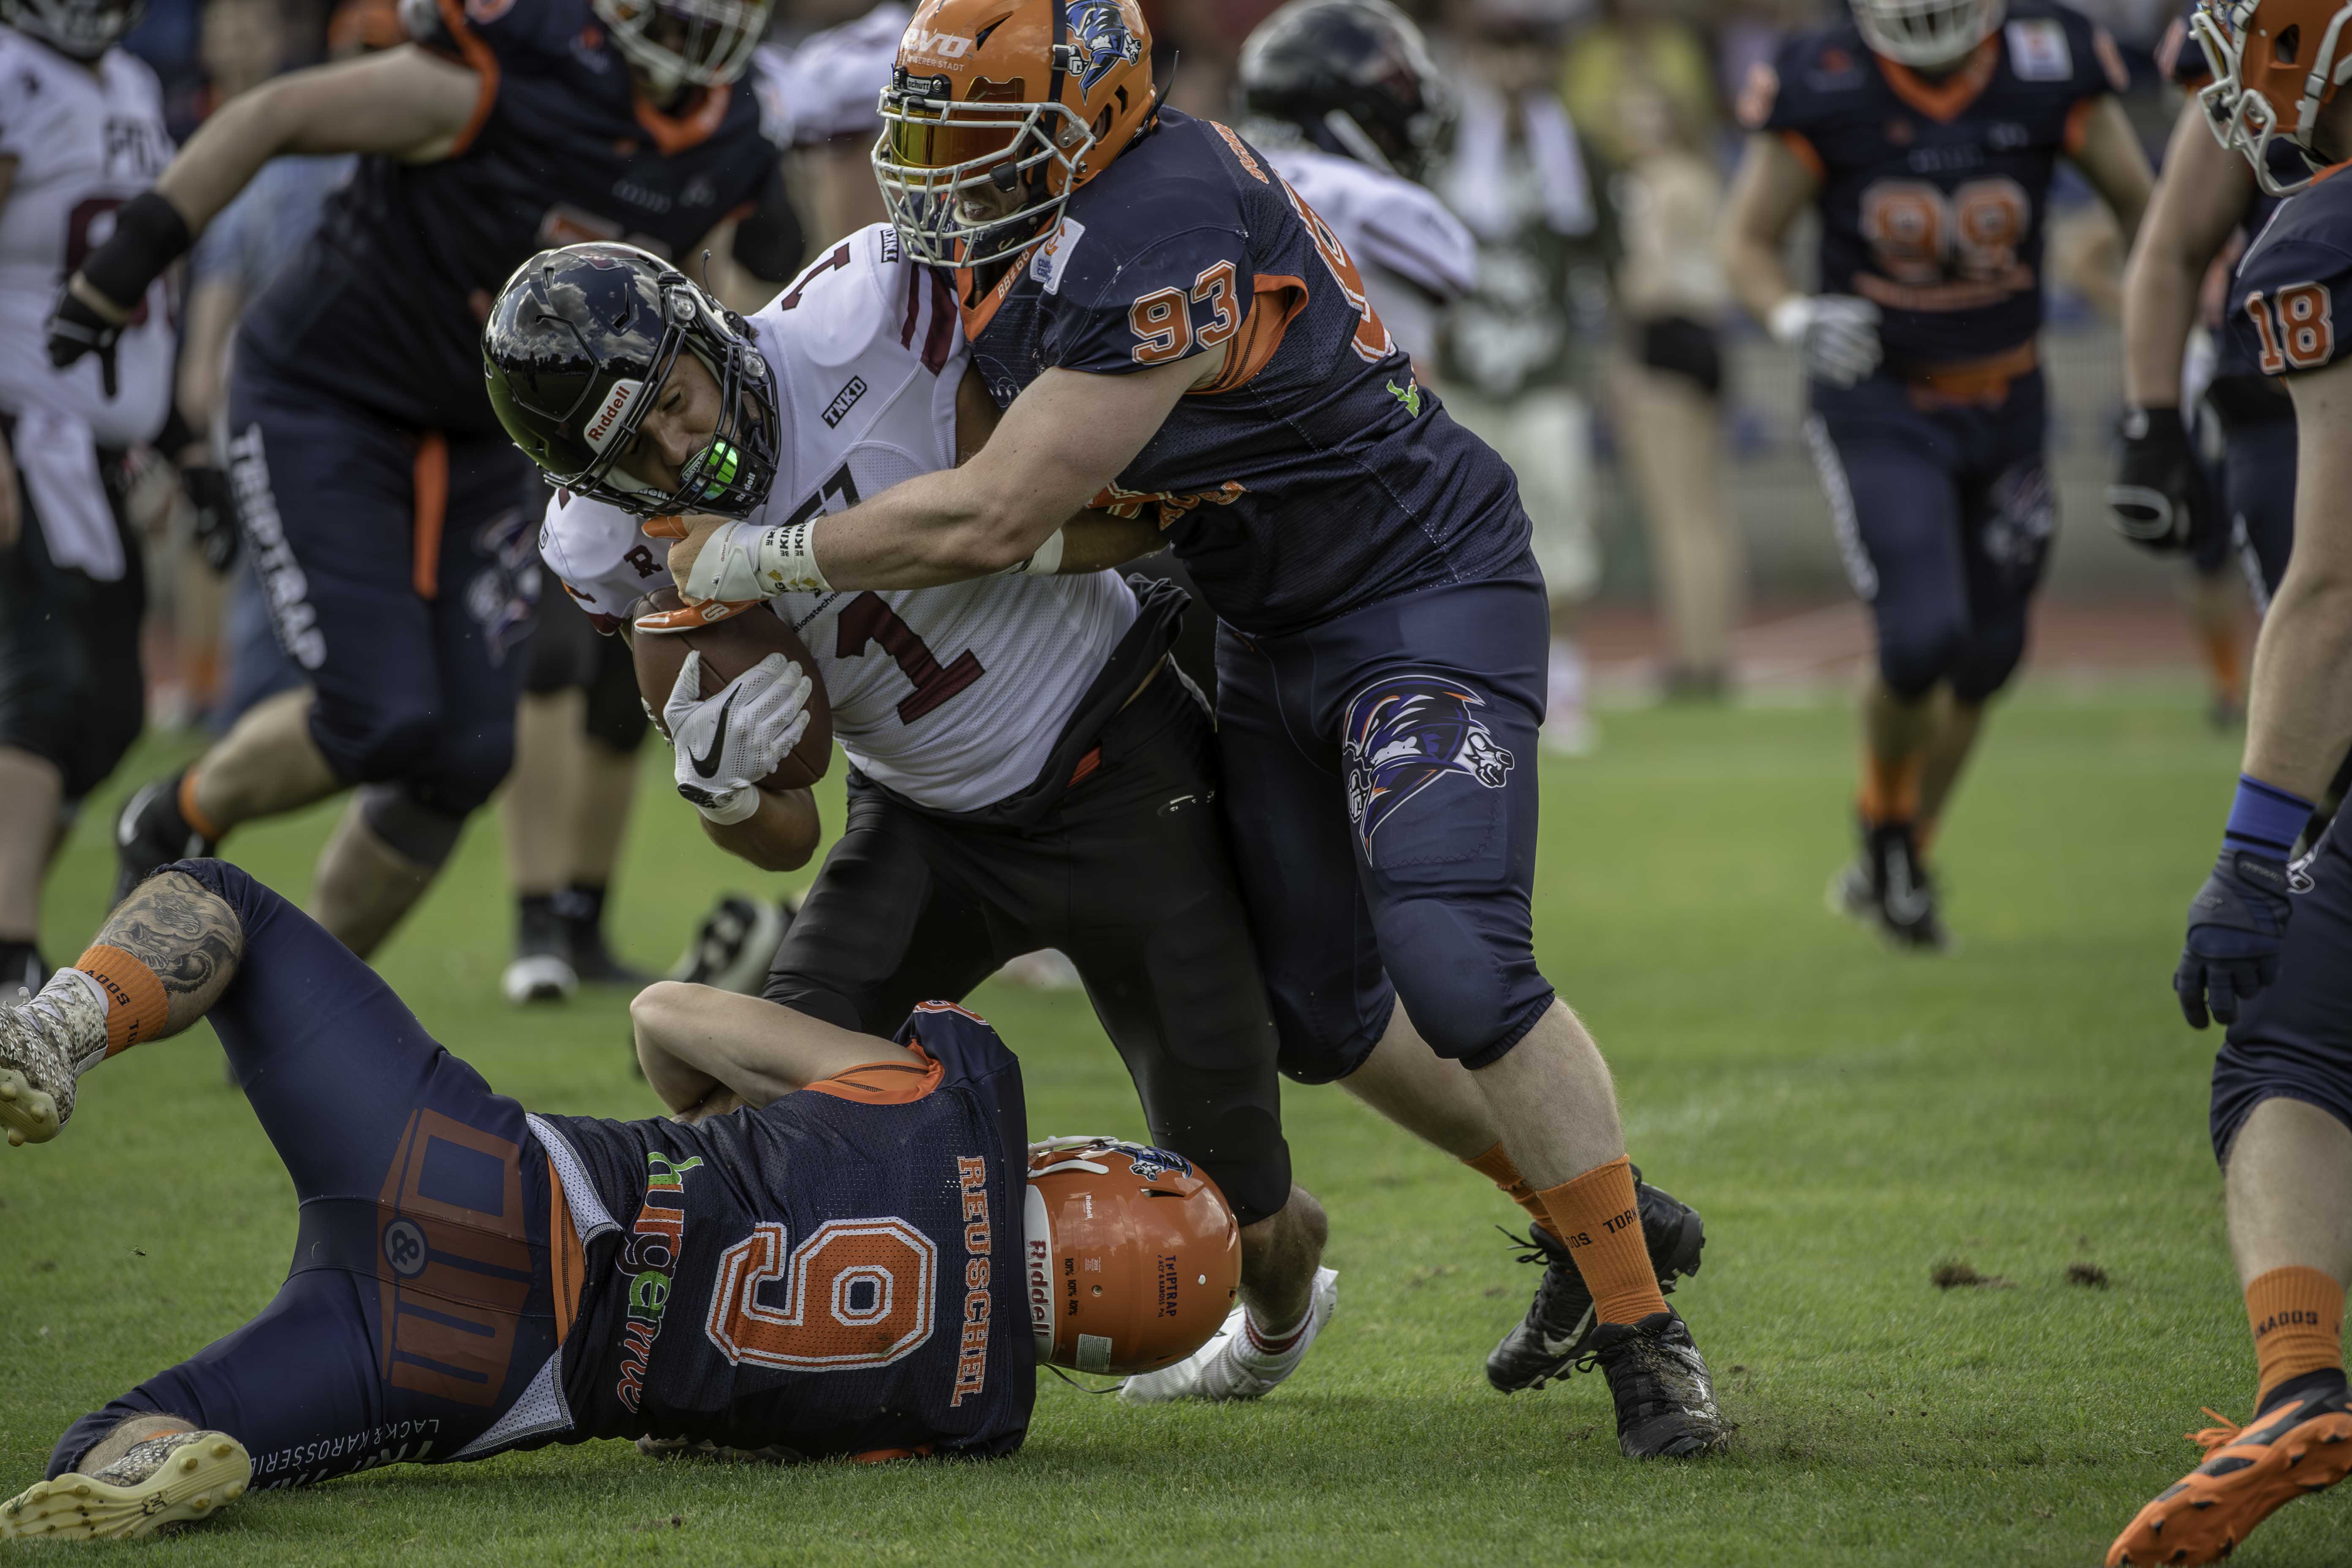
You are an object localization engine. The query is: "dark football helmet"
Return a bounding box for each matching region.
[1,0,147,59]
[482,243,778,520]
[1235,0,1451,180]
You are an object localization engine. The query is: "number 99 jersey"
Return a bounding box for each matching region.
[0,26,174,443]
[536,1002,1035,1459]
[1740,0,2125,372]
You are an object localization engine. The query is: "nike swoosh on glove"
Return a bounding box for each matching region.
[2107,406,2213,554]
[664,650,814,813]
[2176,848,2295,1029]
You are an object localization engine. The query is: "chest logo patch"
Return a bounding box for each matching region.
[2004,19,2072,81]
[822,376,869,429]
[1029,218,1087,294]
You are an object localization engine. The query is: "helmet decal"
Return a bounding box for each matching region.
[1067,0,1141,93]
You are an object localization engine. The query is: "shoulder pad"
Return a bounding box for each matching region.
[1741,26,1869,132]
[2232,185,2352,376]
[538,489,672,629]
[754,223,948,372]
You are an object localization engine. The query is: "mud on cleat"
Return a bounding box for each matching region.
[0,1431,250,1541]
[1121,1266,1338,1404]
[1582,1310,1728,1459]
[2107,1384,2352,1566]
[1487,1169,1706,1394]
[112,771,218,907]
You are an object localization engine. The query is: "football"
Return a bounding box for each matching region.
[629,587,833,790]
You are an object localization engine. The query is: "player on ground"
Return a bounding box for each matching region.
[0,0,211,996]
[490,234,1337,1398]
[663,0,1722,1454]
[0,861,1233,1538]
[2109,1,2352,1560]
[56,0,785,956]
[1723,0,2152,950]
[2112,5,2296,685]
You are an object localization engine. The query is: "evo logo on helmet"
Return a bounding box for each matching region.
[952,1155,992,1407]
[904,28,972,58]
[583,378,645,455]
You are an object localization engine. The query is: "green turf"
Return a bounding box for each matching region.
[0,683,2317,1565]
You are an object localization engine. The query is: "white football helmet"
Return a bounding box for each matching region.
[1851,0,2006,68]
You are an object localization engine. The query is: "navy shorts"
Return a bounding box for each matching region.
[50,862,566,1488]
[2221,415,2296,607]
[2211,820,2352,1162]
[224,355,542,816]
[1802,370,2055,704]
[1215,564,1556,1083]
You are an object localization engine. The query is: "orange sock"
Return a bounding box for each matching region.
[1915,817,1939,859]
[1857,750,1922,827]
[71,945,169,1057]
[177,768,225,844]
[2202,623,2247,709]
[1537,1156,1667,1326]
[2247,1266,2345,1407]
[1464,1142,1554,1233]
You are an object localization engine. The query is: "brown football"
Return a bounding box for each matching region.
[628,587,833,790]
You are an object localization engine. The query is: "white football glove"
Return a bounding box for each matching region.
[1769,294,1883,388]
[680,520,830,604]
[663,650,814,822]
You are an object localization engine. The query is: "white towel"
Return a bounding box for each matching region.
[14,407,122,581]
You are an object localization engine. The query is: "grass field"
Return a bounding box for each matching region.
[0,681,2325,1565]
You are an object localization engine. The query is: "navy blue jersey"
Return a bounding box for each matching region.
[2163,2,2290,385]
[237,0,777,436]
[957,108,1530,638]
[2229,168,2352,385]
[1745,1,2125,369]
[541,1003,1035,1461]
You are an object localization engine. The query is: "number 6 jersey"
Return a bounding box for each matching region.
[1742,0,2125,373]
[541,223,1138,815]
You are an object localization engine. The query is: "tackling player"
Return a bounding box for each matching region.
[56,0,787,956]
[0,863,1233,1538]
[489,234,1337,1400]
[2109,1,2352,1560]
[1723,0,2152,950]
[666,0,1723,1456]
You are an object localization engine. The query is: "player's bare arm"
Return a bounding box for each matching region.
[2122,101,2253,406]
[1720,131,1817,325]
[696,781,822,871]
[2068,94,2154,253]
[2245,353,2352,795]
[629,981,926,1115]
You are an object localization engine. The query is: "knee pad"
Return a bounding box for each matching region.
[1948,620,2029,705]
[310,703,442,787]
[356,783,467,872]
[408,719,516,818]
[1876,617,1971,702]
[1376,896,1554,1070]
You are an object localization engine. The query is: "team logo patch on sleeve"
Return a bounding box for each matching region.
[1342,677,1515,851]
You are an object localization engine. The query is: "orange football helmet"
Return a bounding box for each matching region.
[2194,0,2352,193]
[1025,1137,1240,1375]
[871,0,1156,266]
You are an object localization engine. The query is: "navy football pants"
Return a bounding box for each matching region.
[1216,566,1557,1083]
[50,862,563,1488]
[1802,372,2056,705]
[2219,415,2297,605]
[2212,819,2352,1162]
[224,358,541,816]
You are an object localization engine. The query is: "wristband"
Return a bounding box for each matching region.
[79,191,193,313]
[754,520,830,595]
[1766,296,1813,348]
[1002,527,1066,576]
[2223,773,2314,858]
[694,787,761,826]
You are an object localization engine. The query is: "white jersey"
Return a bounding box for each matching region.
[751,4,908,149]
[542,223,1136,814]
[0,27,174,443]
[1260,143,1476,365]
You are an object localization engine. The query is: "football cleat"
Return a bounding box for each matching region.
[0,977,102,1147]
[503,898,578,1005]
[0,1430,249,1541]
[1120,1266,1337,1404]
[112,772,218,907]
[1487,1170,1707,1394]
[1582,1310,1728,1459]
[556,891,653,988]
[1828,819,1950,952]
[2107,1386,2352,1566]
[0,942,43,1002]
[668,893,793,996]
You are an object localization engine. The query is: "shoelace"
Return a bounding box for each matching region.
[2189,1408,2243,1453]
[1498,1225,1554,1269]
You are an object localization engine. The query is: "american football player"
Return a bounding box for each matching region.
[1723,0,2153,950]
[488,235,1337,1402]
[664,0,1723,1456]
[0,862,1234,1538]
[0,0,212,997]
[57,0,790,958]
[2108,1,2352,1560]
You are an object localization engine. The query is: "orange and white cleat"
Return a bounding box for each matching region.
[2108,1385,2352,1565]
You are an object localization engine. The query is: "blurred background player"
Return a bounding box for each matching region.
[0,0,208,995]
[2112,3,2352,1560]
[63,0,786,957]
[1723,0,2153,951]
[2111,3,2297,728]
[1432,0,1607,753]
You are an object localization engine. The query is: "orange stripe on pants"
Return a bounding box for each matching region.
[412,433,448,601]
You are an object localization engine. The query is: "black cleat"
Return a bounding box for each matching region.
[1487,1170,1706,1394]
[1584,1310,1727,1459]
[1829,818,1949,952]
[112,771,218,906]
[668,893,795,995]
[555,886,654,987]
[502,898,577,1005]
